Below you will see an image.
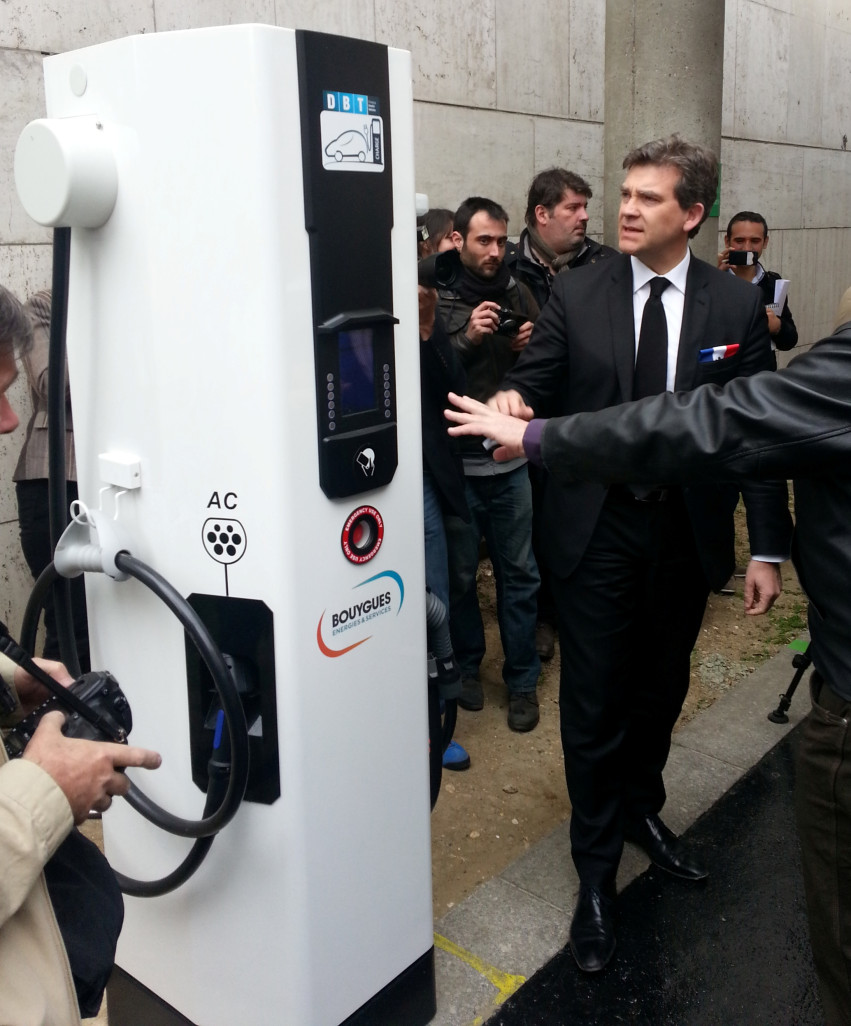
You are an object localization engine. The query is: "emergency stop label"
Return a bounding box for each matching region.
[316,570,403,657]
[320,90,384,173]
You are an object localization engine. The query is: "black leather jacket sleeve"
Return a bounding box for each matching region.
[539,328,851,487]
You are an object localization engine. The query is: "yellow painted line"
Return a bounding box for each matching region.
[434,932,527,1025]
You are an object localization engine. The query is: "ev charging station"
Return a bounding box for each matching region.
[15,24,435,1026]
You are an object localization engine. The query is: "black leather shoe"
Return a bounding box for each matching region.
[624,813,708,881]
[569,887,616,972]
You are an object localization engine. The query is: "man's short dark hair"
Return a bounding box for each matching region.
[453,197,509,239]
[725,210,769,240]
[622,134,719,238]
[525,168,592,228]
[0,285,32,359]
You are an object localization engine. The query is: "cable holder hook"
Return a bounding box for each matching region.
[53,490,133,581]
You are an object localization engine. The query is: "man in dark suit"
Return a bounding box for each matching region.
[482,135,793,972]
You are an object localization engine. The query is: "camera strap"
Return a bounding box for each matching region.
[0,632,125,742]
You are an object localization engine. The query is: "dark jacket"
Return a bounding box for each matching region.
[420,315,469,521]
[538,324,851,694]
[754,267,798,360]
[502,252,793,589]
[438,275,539,458]
[505,230,617,311]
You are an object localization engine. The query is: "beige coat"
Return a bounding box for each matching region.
[0,654,79,1026]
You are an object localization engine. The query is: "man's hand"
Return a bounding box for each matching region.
[23,711,162,824]
[464,301,501,345]
[418,285,437,341]
[717,248,731,271]
[445,392,531,461]
[14,659,74,716]
[510,320,535,352]
[743,559,782,616]
[766,309,782,336]
[487,389,536,418]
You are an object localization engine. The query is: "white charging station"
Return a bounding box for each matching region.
[15,24,434,1026]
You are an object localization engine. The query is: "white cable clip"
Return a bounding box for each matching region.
[53,498,132,581]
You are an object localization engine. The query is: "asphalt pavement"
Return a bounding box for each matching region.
[431,640,824,1026]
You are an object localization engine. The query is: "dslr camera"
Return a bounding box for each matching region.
[3,671,132,758]
[418,248,462,290]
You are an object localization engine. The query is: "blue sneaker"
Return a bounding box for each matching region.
[442,739,471,771]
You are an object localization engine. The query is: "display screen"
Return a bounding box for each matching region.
[338,328,376,415]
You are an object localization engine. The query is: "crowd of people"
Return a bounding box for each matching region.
[440,136,851,1025]
[2,125,837,1024]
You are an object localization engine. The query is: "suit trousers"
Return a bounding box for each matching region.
[795,674,851,1026]
[550,487,711,891]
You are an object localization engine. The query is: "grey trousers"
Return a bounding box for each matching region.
[795,674,851,1026]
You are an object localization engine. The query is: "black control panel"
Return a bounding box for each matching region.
[297,30,398,499]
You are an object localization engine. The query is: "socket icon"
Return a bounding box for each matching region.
[202,518,247,565]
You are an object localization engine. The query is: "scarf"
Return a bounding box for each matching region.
[454,261,513,305]
[526,225,585,273]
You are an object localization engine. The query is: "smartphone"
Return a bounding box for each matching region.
[727,250,756,266]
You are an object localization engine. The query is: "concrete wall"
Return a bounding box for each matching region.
[0,0,849,630]
[720,0,851,357]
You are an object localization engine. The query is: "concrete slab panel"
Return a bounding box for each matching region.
[0,514,36,634]
[501,821,577,912]
[0,246,52,300]
[662,743,750,834]
[495,0,571,117]
[431,945,496,1026]
[274,0,374,38]
[672,642,808,770]
[802,148,851,229]
[568,0,605,121]
[0,1,154,55]
[154,0,276,31]
[414,103,535,229]
[377,0,497,108]
[786,12,826,147]
[820,27,851,146]
[437,876,570,977]
[814,229,851,338]
[0,51,50,246]
[532,117,605,203]
[722,0,740,137]
[718,139,804,231]
[733,1,790,141]
[826,0,851,32]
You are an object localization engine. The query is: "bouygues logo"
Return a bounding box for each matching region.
[316,570,404,657]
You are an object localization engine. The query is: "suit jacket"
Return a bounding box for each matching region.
[538,325,851,692]
[501,252,793,589]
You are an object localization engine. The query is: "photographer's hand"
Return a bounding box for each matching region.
[23,711,162,824]
[511,320,535,352]
[465,302,500,344]
[418,285,438,341]
[13,659,74,716]
[717,248,731,271]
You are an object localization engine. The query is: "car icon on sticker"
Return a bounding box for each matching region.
[325,129,368,163]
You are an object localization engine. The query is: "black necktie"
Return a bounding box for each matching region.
[633,276,671,400]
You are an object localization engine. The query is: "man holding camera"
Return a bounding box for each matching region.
[437,197,542,732]
[719,211,798,369]
[0,283,162,1025]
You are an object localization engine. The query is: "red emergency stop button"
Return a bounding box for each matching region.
[341,505,384,563]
